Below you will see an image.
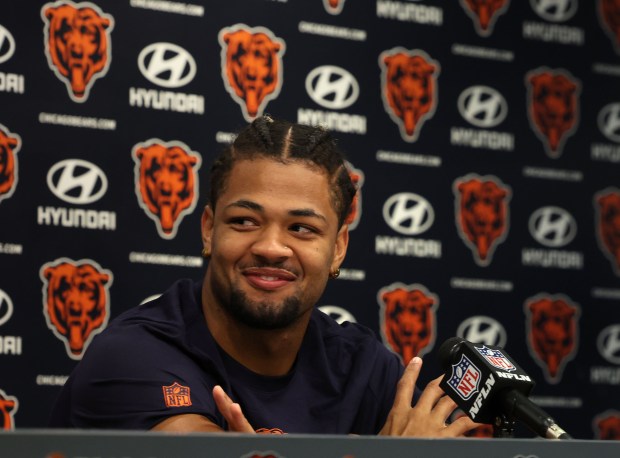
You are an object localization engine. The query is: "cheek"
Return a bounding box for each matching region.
[300,245,334,275]
[211,231,249,262]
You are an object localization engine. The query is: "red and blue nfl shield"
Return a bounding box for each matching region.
[447,354,481,401]
[475,345,516,372]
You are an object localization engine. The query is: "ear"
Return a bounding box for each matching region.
[201,205,214,252]
[330,224,349,273]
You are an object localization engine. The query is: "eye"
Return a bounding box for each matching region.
[290,224,317,236]
[228,217,258,229]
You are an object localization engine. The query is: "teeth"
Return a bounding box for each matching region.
[260,276,278,281]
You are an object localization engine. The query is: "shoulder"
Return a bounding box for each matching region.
[57,280,223,429]
[76,279,206,381]
[309,308,402,371]
[110,278,200,329]
[311,308,380,346]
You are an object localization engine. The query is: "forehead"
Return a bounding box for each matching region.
[218,158,337,217]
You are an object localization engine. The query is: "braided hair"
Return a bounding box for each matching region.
[209,116,357,228]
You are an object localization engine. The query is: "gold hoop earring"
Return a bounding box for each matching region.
[202,247,211,258]
[329,268,340,279]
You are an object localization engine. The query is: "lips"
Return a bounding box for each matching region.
[242,267,297,291]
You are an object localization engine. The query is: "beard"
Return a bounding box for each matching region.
[213,280,304,330]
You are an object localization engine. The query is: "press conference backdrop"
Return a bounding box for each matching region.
[0,0,619,439]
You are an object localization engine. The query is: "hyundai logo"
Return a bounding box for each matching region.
[457,85,508,128]
[0,25,16,64]
[598,102,620,143]
[383,192,434,236]
[318,305,357,324]
[138,42,196,88]
[528,206,576,248]
[457,316,507,347]
[597,324,620,365]
[530,0,577,22]
[47,159,108,205]
[0,288,14,327]
[305,65,359,110]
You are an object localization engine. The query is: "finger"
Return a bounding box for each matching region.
[432,394,458,423]
[228,403,255,433]
[393,357,423,410]
[415,375,446,412]
[212,386,255,433]
[447,415,481,437]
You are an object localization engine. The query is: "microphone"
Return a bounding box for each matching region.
[438,337,572,440]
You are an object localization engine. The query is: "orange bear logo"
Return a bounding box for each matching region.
[133,140,201,239]
[526,68,580,158]
[0,124,20,204]
[323,0,346,15]
[595,189,620,276]
[0,389,18,431]
[454,175,511,266]
[595,411,620,440]
[378,283,438,365]
[525,294,580,384]
[379,48,440,142]
[41,1,113,102]
[219,24,285,121]
[344,161,364,230]
[41,259,112,360]
[459,0,510,36]
[598,0,620,55]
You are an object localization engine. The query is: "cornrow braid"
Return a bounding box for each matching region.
[209,116,357,228]
[304,127,330,154]
[251,115,275,149]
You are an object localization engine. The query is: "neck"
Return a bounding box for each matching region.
[201,281,310,377]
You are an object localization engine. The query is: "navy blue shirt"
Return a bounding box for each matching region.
[49,279,405,433]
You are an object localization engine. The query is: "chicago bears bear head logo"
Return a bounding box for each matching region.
[526,68,581,158]
[133,140,201,239]
[598,0,620,55]
[379,48,440,143]
[41,1,113,102]
[0,389,18,431]
[459,0,510,36]
[595,188,620,276]
[0,124,20,204]
[378,282,439,365]
[454,174,511,266]
[219,24,285,122]
[323,0,346,15]
[344,161,363,230]
[594,411,620,440]
[40,258,112,359]
[525,294,580,384]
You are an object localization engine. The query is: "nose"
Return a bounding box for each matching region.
[250,226,292,262]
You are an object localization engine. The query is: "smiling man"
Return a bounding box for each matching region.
[49,116,476,437]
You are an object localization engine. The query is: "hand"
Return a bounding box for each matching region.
[212,385,255,433]
[379,357,480,438]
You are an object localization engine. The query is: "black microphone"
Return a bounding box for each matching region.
[438,336,572,440]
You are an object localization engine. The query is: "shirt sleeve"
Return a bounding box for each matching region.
[54,324,224,430]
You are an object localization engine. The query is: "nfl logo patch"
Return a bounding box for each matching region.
[447,354,481,401]
[475,345,516,372]
[162,381,192,407]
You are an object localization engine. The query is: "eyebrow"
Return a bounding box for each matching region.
[226,199,327,223]
[226,199,263,212]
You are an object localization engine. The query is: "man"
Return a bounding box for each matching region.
[50,116,476,437]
